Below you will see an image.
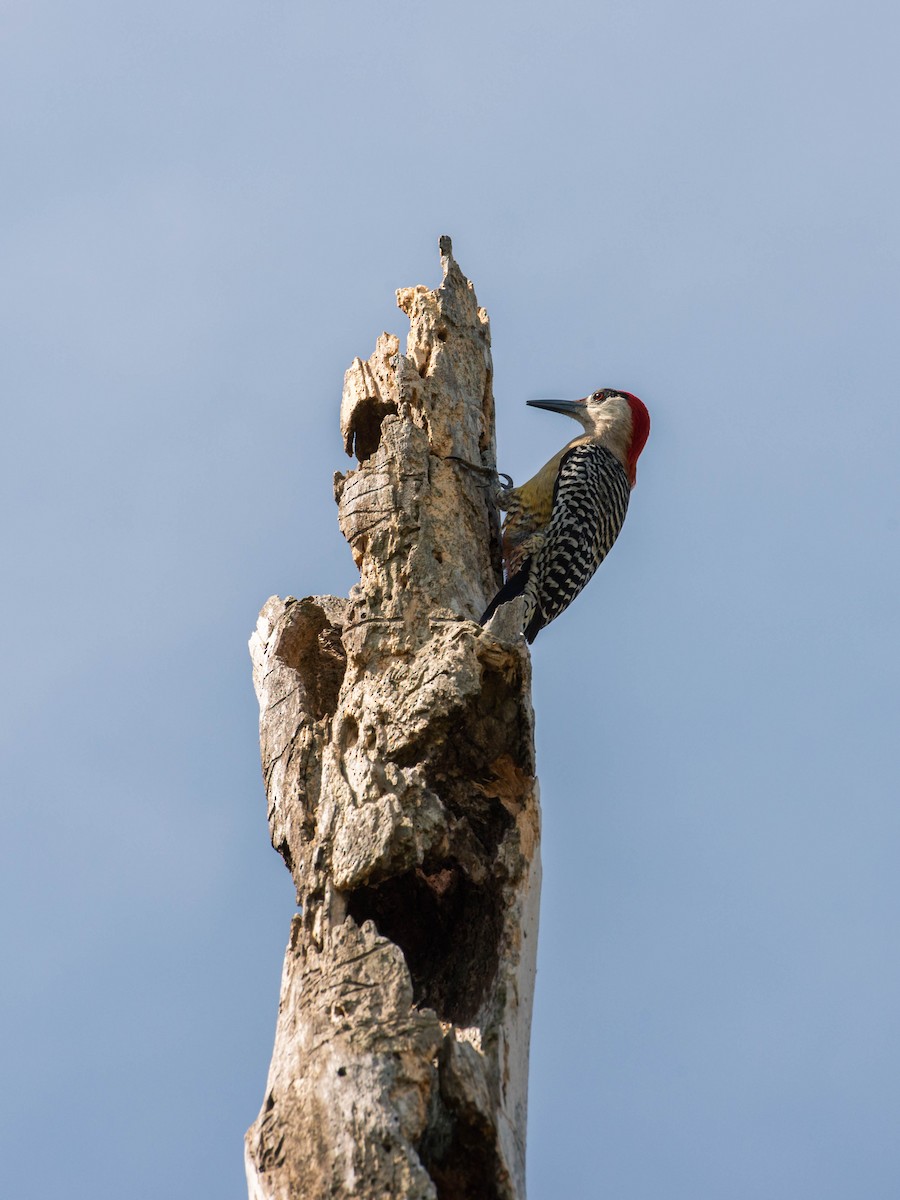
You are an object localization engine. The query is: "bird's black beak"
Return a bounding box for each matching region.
[526,398,586,416]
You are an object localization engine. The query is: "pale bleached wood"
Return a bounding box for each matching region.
[246,240,541,1200]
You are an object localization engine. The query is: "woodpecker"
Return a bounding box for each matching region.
[480,388,650,642]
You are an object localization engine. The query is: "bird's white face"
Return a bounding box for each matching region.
[577,390,634,462]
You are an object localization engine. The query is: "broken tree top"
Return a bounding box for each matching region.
[335,235,499,644]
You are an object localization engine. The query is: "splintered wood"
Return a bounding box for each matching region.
[247,239,541,1200]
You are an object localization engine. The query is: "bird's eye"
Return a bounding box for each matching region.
[591,390,606,402]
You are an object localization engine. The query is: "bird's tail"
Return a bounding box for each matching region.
[479,561,531,627]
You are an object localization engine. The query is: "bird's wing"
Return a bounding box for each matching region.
[523,443,631,640]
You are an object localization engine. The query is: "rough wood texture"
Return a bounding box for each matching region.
[246,239,541,1200]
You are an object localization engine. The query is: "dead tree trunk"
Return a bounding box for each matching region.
[246,239,541,1200]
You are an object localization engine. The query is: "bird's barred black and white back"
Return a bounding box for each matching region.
[481,442,631,642]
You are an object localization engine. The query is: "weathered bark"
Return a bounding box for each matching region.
[246,239,541,1200]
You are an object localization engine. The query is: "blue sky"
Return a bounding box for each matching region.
[3,2,899,1196]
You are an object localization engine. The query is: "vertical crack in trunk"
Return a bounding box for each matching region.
[246,239,541,1200]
